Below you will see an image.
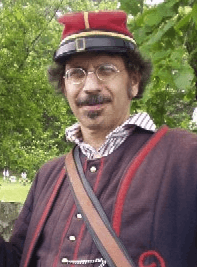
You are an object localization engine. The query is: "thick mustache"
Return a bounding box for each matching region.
[76,95,112,107]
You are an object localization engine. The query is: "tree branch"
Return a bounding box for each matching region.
[18,0,64,70]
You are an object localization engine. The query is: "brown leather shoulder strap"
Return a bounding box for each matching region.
[66,150,135,267]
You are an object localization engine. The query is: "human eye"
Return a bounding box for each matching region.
[98,64,117,77]
[69,68,84,79]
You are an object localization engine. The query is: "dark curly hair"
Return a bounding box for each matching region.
[48,49,152,98]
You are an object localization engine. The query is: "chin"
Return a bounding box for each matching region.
[83,117,104,130]
[79,110,108,130]
[86,110,101,119]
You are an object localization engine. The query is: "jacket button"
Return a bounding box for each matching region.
[76,213,82,219]
[90,166,97,173]
[69,235,76,241]
[61,258,69,263]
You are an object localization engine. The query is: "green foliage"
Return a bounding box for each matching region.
[65,0,118,11]
[120,0,143,16]
[0,0,73,179]
[120,0,197,128]
[1,0,197,182]
[0,0,119,180]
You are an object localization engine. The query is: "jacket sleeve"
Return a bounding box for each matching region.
[0,155,65,267]
[0,173,39,267]
[0,236,19,267]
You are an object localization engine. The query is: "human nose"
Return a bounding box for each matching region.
[83,71,102,93]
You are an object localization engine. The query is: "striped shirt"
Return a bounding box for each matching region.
[65,112,156,160]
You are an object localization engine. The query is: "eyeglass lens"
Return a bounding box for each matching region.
[66,64,119,84]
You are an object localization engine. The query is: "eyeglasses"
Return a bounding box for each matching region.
[64,63,121,85]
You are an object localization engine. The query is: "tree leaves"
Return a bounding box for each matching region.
[120,0,142,16]
[174,68,194,90]
[1,0,197,179]
[0,0,119,179]
[146,16,178,45]
[121,0,197,128]
[192,4,197,27]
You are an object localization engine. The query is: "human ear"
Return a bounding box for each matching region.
[130,83,139,98]
[128,72,141,99]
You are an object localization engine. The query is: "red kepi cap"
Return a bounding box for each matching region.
[54,11,136,62]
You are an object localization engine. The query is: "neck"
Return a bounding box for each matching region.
[80,116,130,150]
[81,127,110,150]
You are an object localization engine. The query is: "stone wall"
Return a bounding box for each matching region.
[0,202,23,241]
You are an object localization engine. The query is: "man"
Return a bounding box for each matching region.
[0,10,197,267]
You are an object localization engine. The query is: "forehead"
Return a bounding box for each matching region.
[65,52,125,68]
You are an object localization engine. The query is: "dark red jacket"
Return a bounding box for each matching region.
[1,126,197,266]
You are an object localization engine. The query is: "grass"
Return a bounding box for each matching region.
[0,177,31,203]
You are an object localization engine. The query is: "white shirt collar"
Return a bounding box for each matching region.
[65,112,156,159]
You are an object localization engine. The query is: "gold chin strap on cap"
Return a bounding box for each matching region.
[60,31,136,46]
[84,12,90,29]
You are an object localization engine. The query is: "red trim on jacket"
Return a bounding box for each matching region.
[93,157,105,192]
[23,126,168,266]
[138,250,166,267]
[53,205,77,267]
[71,223,86,265]
[112,126,169,236]
[24,168,66,267]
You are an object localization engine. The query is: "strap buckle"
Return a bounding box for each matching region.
[75,38,86,52]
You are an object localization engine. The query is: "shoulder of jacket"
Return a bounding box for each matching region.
[166,127,197,143]
[156,127,197,159]
[40,154,66,170]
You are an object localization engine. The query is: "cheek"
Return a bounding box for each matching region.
[66,94,75,107]
[66,91,81,114]
[64,84,77,102]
